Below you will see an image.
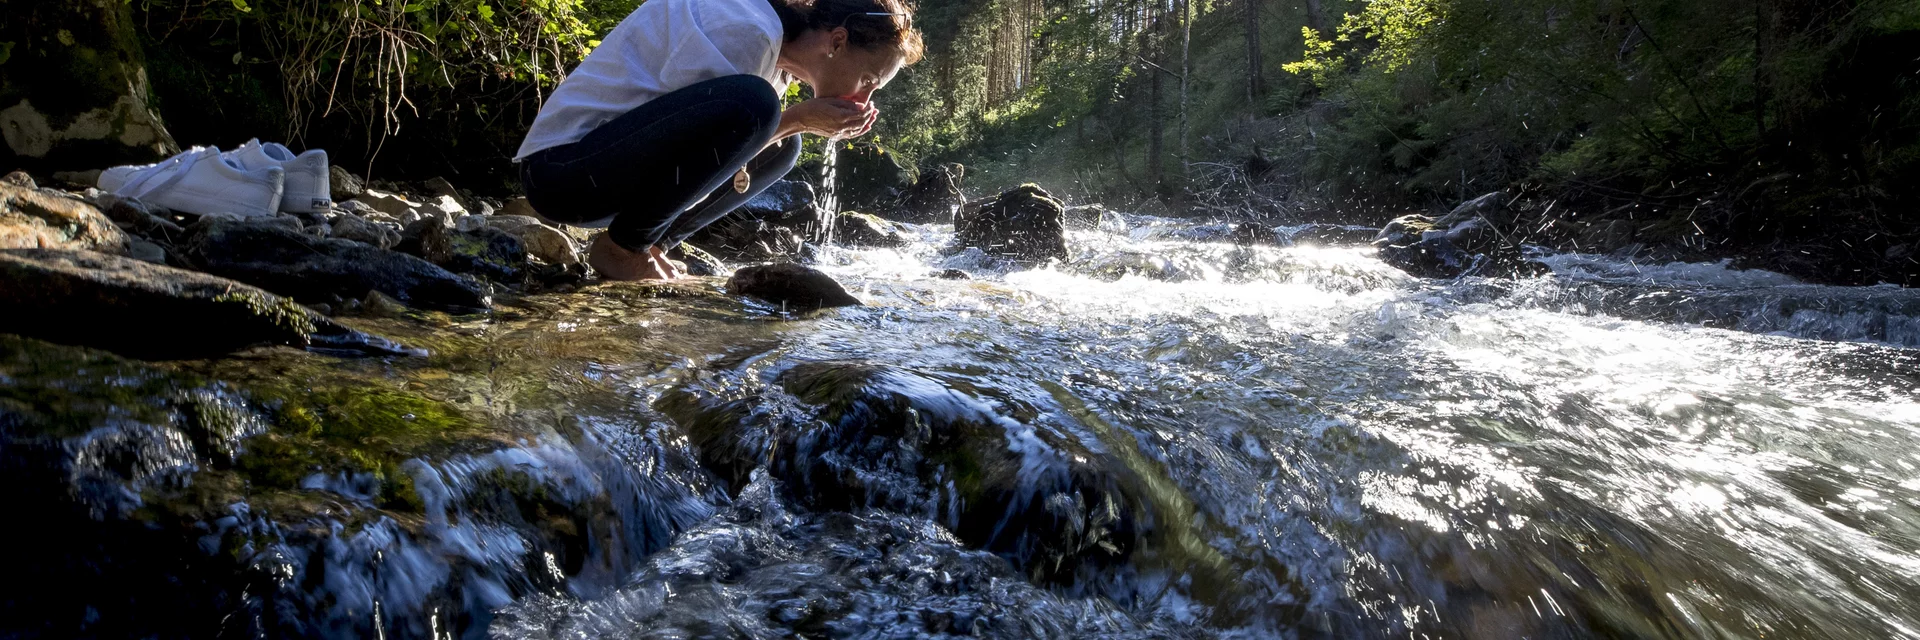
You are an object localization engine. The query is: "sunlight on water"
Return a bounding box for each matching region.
[491,214,1920,638]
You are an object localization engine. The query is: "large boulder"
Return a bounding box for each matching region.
[738,179,817,220]
[683,217,808,263]
[953,184,1070,263]
[0,182,130,254]
[177,217,489,312]
[826,141,914,213]
[725,263,861,312]
[0,0,178,171]
[0,249,414,359]
[1372,205,1542,278]
[832,211,910,248]
[657,362,1157,583]
[682,180,824,262]
[887,163,965,223]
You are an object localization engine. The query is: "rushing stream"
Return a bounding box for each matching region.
[7,213,1920,638]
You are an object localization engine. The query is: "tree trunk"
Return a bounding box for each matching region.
[1244,0,1264,101]
[1178,0,1192,181]
[1146,34,1164,187]
[0,0,178,171]
[1305,0,1327,33]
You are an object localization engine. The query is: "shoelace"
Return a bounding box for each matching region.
[113,146,214,200]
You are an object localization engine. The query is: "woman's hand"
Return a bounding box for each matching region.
[778,97,877,139]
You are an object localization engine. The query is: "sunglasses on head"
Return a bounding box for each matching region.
[839,11,910,26]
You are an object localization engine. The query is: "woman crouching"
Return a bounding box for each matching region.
[515,0,922,280]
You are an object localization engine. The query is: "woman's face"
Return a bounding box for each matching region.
[786,28,906,104]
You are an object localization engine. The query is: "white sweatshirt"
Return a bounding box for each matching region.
[514,0,788,160]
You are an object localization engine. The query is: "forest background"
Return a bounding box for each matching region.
[7,0,1920,283]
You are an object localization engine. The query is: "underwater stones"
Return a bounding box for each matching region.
[658,362,1155,583]
[887,162,965,223]
[0,249,415,359]
[726,263,861,312]
[0,181,131,254]
[833,211,910,248]
[178,217,489,313]
[953,184,1070,263]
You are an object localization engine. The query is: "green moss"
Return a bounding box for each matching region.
[213,290,316,336]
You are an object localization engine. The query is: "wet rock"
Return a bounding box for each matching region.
[90,192,186,242]
[0,249,415,359]
[328,165,365,201]
[0,182,131,254]
[666,243,727,277]
[329,213,401,249]
[0,336,703,639]
[684,217,808,263]
[833,211,910,248]
[1227,222,1282,246]
[1283,223,1380,246]
[177,217,489,312]
[953,184,1070,263]
[1063,204,1122,231]
[937,268,971,280]
[888,163,964,223]
[725,263,861,312]
[1373,211,1542,279]
[658,362,1156,583]
[741,179,817,219]
[398,222,529,283]
[1433,191,1511,227]
[1,171,34,188]
[829,141,914,212]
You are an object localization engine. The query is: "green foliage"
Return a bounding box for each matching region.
[133,0,632,186]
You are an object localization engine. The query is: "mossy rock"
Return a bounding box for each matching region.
[0,248,415,359]
[658,361,1159,584]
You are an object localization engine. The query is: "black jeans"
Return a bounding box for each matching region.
[519,74,800,251]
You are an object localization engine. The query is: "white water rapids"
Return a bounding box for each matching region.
[487,213,1920,637]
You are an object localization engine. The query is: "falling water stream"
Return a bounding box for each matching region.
[6,214,1920,638]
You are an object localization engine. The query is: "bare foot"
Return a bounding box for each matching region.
[588,234,672,280]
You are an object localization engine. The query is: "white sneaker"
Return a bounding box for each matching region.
[98,146,284,218]
[228,139,332,214]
